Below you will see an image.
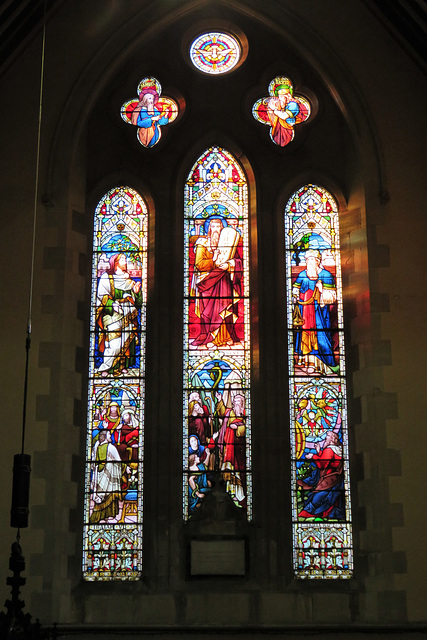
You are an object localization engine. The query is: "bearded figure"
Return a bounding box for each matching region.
[191,218,242,348]
[293,249,338,375]
[96,253,142,376]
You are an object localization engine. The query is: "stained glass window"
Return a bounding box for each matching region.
[83,186,147,580]
[121,77,179,148]
[183,147,252,519]
[286,185,353,578]
[253,76,311,147]
[190,32,241,75]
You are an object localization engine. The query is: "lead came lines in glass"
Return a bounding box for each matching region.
[286,184,353,578]
[183,147,252,520]
[83,187,147,580]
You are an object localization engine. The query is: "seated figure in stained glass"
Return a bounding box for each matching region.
[115,408,139,463]
[297,430,345,520]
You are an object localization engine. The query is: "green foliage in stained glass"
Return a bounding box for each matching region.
[83,187,148,581]
[183,148,252,519]
[285,185,353,579]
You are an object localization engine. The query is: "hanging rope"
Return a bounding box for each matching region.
[21,0,47,457]
[11,0,48,538]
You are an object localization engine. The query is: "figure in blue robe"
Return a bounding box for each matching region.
[131,90,169,148]
[293,250,338,372]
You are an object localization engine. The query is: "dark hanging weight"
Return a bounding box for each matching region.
[10,453,31,528]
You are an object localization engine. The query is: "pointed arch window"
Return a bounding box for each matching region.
[286,184,353,578]
[183,147,252,519]
[83,186,147,580]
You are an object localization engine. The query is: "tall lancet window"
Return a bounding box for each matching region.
[83,186,147,580]
[183,147,252,520]
[286,184,353,578]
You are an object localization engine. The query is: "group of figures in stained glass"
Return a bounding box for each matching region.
[82,32,352,581]
[83,172,351,581]
[186,366,248,514]
[183,148,252,518]
[286,185,352,577]
[83,187,147,580]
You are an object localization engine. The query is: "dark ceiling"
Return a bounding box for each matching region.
[0,0,62,74]
[362,0,427,72]
[0,0,425,76]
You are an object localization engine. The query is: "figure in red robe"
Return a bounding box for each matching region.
[216,393,246,508]
[297,431,345,520]
[115,409,139,462]
[191,218,243,347]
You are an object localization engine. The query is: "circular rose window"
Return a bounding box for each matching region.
[190,32,241,75]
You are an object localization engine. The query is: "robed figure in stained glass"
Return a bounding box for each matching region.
[96,252,142,376]
[188,434,216,514]
[253,76,311,147]
[89,430,124,524]
[188,391,211,443]
[131,90,169,148]
[297,430,345,520]
[286,184,352,578]
[191,217,242,348]
[84,186,146,580]
[121,77,179,149]
[293,249,338,375]
[215,392,246,508]
[184,148,251,520]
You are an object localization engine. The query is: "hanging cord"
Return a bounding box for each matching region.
[21,0,47,462]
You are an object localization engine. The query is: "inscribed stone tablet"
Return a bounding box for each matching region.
[190,539,246,575]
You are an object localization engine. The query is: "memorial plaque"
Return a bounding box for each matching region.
[190,539,246,576]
